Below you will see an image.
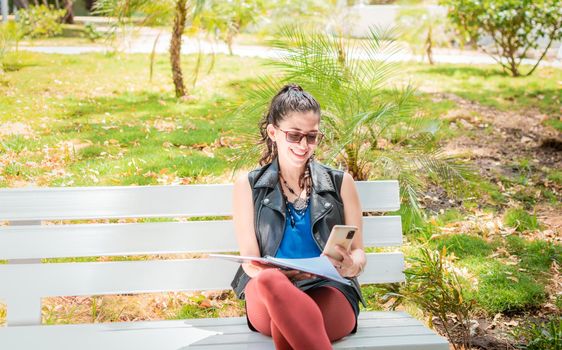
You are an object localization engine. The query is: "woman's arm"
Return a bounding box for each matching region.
[232,173,263,278]
[327,172,367,277]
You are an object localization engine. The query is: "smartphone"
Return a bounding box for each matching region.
[322,225,358,261]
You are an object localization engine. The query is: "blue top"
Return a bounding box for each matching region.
[275,203,322,259]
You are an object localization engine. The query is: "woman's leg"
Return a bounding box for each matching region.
[306,286,356,342]
[244,268,332,350]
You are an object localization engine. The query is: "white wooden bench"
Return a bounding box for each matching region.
[0,181,449,349]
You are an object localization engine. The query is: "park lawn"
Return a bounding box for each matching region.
[0,51,560,325]
[0,51,273,187]
[403,63,562,130]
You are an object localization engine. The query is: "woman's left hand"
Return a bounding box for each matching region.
[323,245,359,278]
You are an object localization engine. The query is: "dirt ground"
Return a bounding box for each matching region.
[428,93,561,350]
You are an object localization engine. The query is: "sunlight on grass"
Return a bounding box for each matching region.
[0,52,272,186]
[401,63,562,117]
[462,257,546,315]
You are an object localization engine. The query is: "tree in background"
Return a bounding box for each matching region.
[62,0,74,24]
[440,0,562,77]
[255,0,335,36]
[396,6,451,65]
[94,0,204,98]
[199,0,266,55]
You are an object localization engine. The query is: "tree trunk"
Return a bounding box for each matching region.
[62,0,74,24]
[225,21,240,56]
[170,0,188,98]
[84,0,95,11]
[226,32,234,56]
[14,0,30,9]
[425,23,434,65]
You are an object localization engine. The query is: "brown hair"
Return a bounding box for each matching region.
[258,83,321,166]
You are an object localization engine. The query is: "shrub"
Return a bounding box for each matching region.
[512,317,562,350]
[0,21,24,69]
[17,5,66,39]
[84,23,103,42]
[440,0,562,77]
[400,247,476,350]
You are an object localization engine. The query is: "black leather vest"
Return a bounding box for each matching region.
[230,158,365,306]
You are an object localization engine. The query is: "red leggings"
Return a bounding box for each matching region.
[245,268,356,350]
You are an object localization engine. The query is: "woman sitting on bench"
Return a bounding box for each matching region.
[230,84,367,349]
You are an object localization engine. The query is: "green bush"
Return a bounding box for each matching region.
[512,317,562,350]
[84,23,103,42]
[440,0,562,77]
[17,5,66,39]
[401,247,475,350]
[0,21,23,69]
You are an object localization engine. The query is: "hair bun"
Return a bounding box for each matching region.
[283,83,303,92]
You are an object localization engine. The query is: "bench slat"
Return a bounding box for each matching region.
[0,253,404,300]
[175,318,427,335]
[0,313,448,350]
[0,216,402,259]
[0,181,399,221]
[186,325,439,346]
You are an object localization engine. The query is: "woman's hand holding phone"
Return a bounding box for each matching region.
[322,245,358,277]
[322,225,359,277]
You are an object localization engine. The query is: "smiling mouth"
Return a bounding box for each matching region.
[291,149,307,157]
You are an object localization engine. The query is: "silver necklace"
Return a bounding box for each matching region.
[279,173,310,211]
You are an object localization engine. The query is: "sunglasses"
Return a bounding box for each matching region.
[278,128,324,145]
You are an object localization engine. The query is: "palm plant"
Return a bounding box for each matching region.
[234,26,471,217]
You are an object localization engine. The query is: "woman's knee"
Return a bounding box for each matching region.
[254,268,286,289]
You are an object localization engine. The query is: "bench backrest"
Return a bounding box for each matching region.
[0,181,402,326]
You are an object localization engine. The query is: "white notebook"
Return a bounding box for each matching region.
[208,254,352,286]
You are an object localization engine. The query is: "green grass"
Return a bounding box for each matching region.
[425,231,559,315]
[464,257,546,314]
[402,63,562,129]
[0,51,272,186]
[547,170,562,186]
[506,236,561,275]
[458,235,559,315]
[174,303,219,319]
[430,234,496,259]
[504,209,540,232]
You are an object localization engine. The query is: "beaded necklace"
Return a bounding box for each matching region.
[279,172,311,228]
